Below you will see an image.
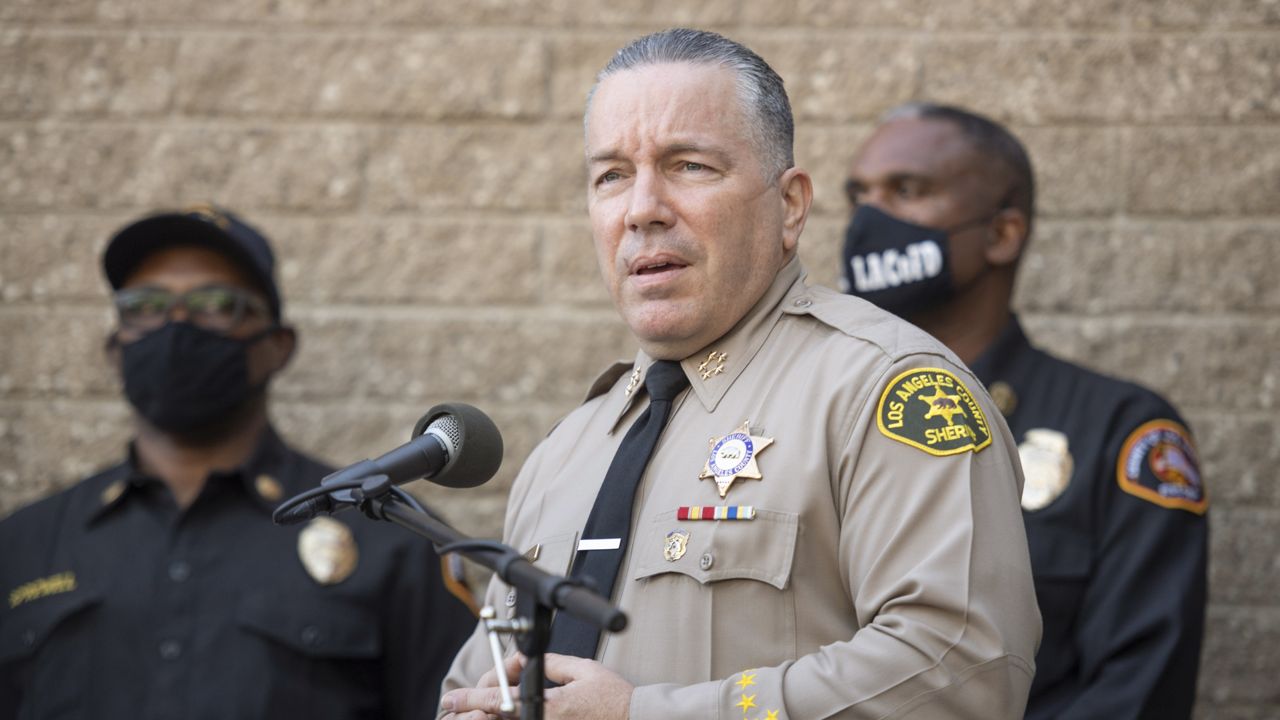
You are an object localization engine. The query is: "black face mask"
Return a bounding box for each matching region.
[840,204,995,319]
[120,321,274,435]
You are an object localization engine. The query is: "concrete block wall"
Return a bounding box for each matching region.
[1,2,1276,716]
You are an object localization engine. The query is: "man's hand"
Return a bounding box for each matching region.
[440,653,633,720]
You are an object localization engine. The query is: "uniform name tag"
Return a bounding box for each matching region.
[577,538,622,551]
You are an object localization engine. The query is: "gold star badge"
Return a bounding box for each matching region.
[920,386,967,426]
[735,694,757,712]
[735,670,757,690]
[699,421,773,498]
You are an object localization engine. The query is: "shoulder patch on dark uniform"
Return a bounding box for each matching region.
[1116,419,1207,514]
[876,368,992,456]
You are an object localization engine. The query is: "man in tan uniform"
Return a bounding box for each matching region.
[441,29,1040,720]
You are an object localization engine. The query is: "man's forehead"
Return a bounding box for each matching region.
[850,117,982,181]
[586,62,746,152]
[121,244,257,290]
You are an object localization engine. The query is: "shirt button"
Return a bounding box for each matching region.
[158,640,182,660]
[699,552,714,570]
[168,561,191,583]
[793,297,812,308]
[300,625,323,647]
[21,629,36,647]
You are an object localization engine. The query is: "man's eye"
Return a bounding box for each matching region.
[683,162,706,172]
[597,170,622,185]
[188,289,237,314]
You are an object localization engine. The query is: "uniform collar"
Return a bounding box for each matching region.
[87,427,292,525]
[600,256,805,433]
[967,313,1033,387]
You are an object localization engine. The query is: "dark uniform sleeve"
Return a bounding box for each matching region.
[381,535,477,719]
[1058,404,1208,719]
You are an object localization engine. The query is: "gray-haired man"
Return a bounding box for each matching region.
[440,29,1040,720]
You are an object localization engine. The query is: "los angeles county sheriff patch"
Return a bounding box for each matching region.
[876,368,992,456]
[1116,419,1207,514]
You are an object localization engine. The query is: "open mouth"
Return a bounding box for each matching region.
[635,261,685,276]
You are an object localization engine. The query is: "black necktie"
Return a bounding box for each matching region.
[547,360,690,658]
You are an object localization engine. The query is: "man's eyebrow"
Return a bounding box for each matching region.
[587,143,734,166]
[587,149,625,165]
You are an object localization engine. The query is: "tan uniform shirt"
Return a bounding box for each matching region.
[443,258,1041,719]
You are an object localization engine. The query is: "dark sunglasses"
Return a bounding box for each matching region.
[113,284,269,333]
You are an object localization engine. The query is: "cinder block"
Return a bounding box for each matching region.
[745,37,921,123]
[365,125,585,212]
[0,33,176,119]
[1015,221,1280,313]
[1185,411,1280,508]
[0,215,117,302]
[794,124,873,217]
[742,0,1129,29]
[1198,606,1280,704]
[0,125,368,211]
[1019,127,1127,217]
[1131,0,1280,29]
[0,399,132,518]
[1022,316,1280,413]
[175,34,547,120]
[267,217,542,306]
[542,219,614,306]
[1127,128,1280,216]
[920,38,1132,123]
[96,0,271,22]
[0,0,96,21]
[0,308,118,399]
[278,310,633,405]
[1131,37,1280,122]
[549,33,636,121]
[1208,509,1280,605]
[272,0,739,27]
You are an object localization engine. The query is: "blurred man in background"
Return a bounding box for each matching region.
[841,103,1208,718]
[0,205,474,719]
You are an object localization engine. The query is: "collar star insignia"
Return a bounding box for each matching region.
[623,368,641,397]
[735,694,757,712]
[699,421,773,498]
[735,670,757,690]
[920,386,967,426]
[764,711,779,720]
[697,350,727,380]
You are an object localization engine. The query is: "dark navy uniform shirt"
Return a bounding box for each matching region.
[969,316,1208,720]
[0,428,474,720]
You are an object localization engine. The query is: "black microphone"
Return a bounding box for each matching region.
[274,403,503,525]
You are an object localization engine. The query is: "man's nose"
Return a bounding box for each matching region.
[625,169,677,232]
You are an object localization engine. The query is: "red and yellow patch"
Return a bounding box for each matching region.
[876,368,992,456]
[1116,419,1207,514]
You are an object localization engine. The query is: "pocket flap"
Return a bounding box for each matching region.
[0,587,101,663]
[632,509,799,590]
[236,592,381,659]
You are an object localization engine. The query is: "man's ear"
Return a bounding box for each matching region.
[985,207,1029,267]
[779,167,814,255]
[264,325,297,374]
[104,331,122,372]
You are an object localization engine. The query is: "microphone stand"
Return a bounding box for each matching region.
[348,474,627,720]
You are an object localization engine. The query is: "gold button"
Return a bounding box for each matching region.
[255,474,283,502]
[100,480,125,506]
[989,382,1018,417]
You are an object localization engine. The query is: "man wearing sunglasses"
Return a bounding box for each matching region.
[0,205,474,719]
[841,104,1208,718]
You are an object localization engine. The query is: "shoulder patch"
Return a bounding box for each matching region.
[1116,419,1207,514]
[876,368,993,456]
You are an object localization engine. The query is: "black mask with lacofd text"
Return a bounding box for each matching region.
[840,205,961,319]
[120,321,272,435]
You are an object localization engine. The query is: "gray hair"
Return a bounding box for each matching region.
[882,102,1036,227]
[586,28,795,180]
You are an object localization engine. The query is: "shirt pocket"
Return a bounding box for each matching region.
[618,509,799,681]
[233,591,384,718]
[0,589,101,719]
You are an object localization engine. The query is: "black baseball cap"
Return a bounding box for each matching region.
[103,204,282,320]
